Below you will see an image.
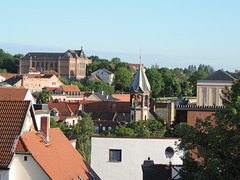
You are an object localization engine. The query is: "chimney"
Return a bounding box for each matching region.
[41,116,50,141]
[168,102,175,126]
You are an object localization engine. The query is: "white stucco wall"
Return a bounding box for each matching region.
[35,113,50,131]
[24,90,36,104]
[91,137,183,180]
[91,69,114,84]
[9,154,50,180]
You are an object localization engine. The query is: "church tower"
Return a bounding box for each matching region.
[129,64,151,121]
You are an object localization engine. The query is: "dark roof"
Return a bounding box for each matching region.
[3,75,23,86]
[80,111,116,121]
[200,70,235,81]
[23,52,63,59]
[23,49,85,59]
[94,92,120,101]
[41,75,53,78]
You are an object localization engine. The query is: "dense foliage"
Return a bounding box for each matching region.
[175,79,240,179]
[0,49,21,73]
[37,89,53,103]
[105,118,166,137]
[50,112,95,164]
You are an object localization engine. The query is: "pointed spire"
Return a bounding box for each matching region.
[140,45,142,65]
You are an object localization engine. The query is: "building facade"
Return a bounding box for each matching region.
[197,70,234,106]
[20,48,92,80]
[91,136,183,180]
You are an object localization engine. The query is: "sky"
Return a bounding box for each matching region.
[1,0,240,72]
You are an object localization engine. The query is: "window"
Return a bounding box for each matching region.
[52,82,56,85]
[50,62,53,68]
[24,156,28,161]
[109,149,121,162]
[36,62,40,67]
[32,62,35,67]
[55,62,58,67]
[41,62,44,67]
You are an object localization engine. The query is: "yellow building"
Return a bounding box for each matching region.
[19,48,91,80]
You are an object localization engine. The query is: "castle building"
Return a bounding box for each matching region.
[129,64,151,121]
[19,48,92,80]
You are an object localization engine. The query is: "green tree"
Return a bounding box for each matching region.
[108,119,166,137]
[158,67,181,97]
[0,69,7,73]
[175,79,240,179]
[114,67,133,92]
[145,68,164,98]
[0,50,19,73]
[67,112,95,164]
[37,89,53,103]
[188,70,208,96]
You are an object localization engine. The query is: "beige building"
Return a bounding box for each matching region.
[197,70,235,106]
[20,48,92,80]
[2,74,63,97]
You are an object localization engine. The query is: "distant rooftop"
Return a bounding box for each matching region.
[199,70,235,82]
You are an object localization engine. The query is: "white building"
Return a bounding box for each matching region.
[91,136,183,180]
[90,69,114,85]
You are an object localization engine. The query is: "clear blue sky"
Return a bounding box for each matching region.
[1,0,240,72]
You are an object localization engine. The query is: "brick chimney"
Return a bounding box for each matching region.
[41,116,50,141]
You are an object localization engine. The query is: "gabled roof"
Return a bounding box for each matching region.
[199,70,235,82]
[17,128,100,180]
[62,85,80,92]
[48,100,80,116]
[0,100,36,168]
[44,70,60,77]
[87,92,120,101]
[0,73,18,80]
[0,87,28,100]
[129,65,151,92]
[3,75,23,86]
[112,94,130,102]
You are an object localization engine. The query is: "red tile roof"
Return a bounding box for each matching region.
[112,94,130,102]
[0,73,18,80]
[18,128,100,180]
[0,100,31,167]
[44,70,60,77]
[48,100,80,116]
[0,87,28,101]
[62,85,80,92]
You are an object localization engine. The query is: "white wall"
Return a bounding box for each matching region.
[91,137,183,180]
[9,154,50,180]
[35,113,50,131]
[24,90,36,104]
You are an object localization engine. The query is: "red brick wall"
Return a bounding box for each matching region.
[187,111,215,127]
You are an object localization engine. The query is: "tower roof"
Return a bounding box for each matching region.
[129,65,151,92]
